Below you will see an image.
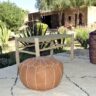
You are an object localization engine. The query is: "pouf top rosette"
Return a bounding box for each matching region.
[19,56,63,91]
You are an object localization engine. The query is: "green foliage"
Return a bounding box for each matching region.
[69,0,95,26]
[36,0,53,10]
[36,0,95,26]
[58,26,66,34]
[56,26,66,46]
[19,27,34,46]
[69,0,84,8]
[19,22,48,49]
[0,2,27,31]
[34,22,48,36]
[75,27,90,49]
[36,0,70,11]
[51,0,70,11]
[0,21,11,48]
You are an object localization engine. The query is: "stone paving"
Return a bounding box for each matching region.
[0,50,96,96]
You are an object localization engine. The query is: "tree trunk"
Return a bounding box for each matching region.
[77,7,80,26]
[58,11,63,26]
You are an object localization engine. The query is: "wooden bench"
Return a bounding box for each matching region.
[15,34,74,65]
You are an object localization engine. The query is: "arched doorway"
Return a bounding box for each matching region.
[62,13,65,26]
[79,13,83,25]
[75,14,77,27]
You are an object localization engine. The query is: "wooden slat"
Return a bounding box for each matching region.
[40,44,65,51]
[16,33,74,59]
[19,50,36,55]
[17,34,72,43]
[15,38,20,66]
[70,34,74,59]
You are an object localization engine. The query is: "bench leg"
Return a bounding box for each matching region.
[35,38,40,57]
[70,34,74,59]
[50,41,54,56]
[15,38,20,66]
[50,49,53,56]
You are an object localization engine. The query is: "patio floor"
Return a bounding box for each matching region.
[0,49,96,96]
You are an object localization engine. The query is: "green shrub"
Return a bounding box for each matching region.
[19,22,48,51]
[75,27,90,49]
[58,26,66,34]
[34,22,48,35]
[0,21,11,49]
[19,27,34,46]
[57,26,66,45]
[0,2,27,31]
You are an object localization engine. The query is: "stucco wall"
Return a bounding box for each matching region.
[64,7,87,26]
[87,6,96,26]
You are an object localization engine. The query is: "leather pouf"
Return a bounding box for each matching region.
[19,56,63,91]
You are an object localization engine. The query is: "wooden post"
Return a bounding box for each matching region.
[34,38,40,57]
[70,34,74,60]
[50,40,54,56]
[15,38,20,66]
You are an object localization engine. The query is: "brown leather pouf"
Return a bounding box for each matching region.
[19,56,63,91]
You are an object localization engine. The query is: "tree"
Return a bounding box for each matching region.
[0,2,27,31]
[36,0,96,26]
[51,0,70,26]
[35,0,52,11]
[36,0,70,26]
